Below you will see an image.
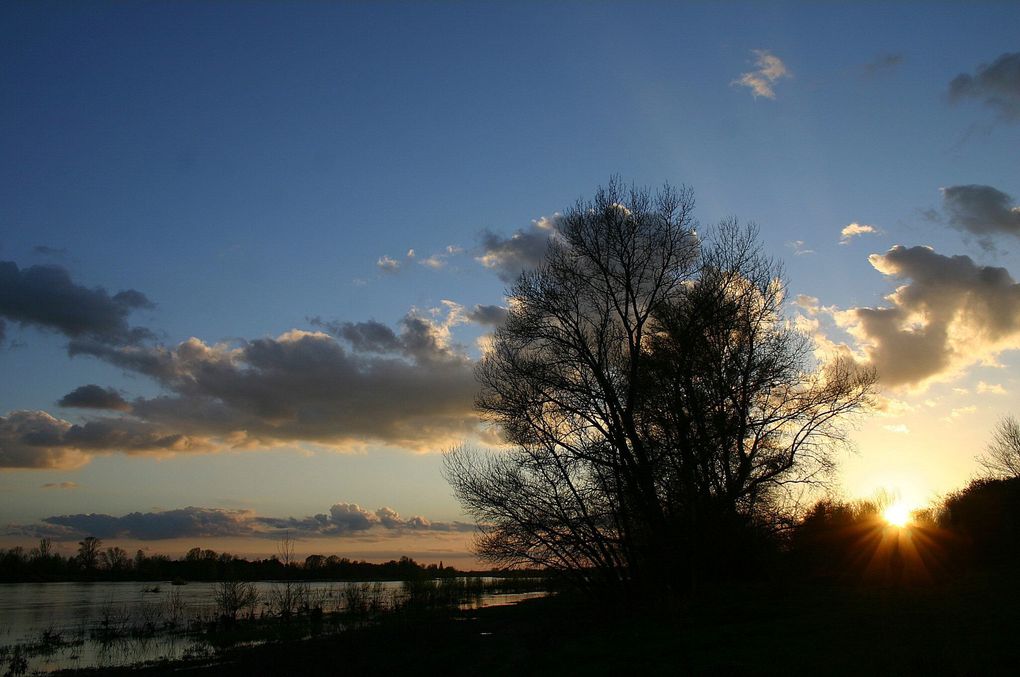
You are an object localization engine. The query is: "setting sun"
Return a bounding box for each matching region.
[883,501,913,527]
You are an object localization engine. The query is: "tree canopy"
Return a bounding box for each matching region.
[445,180,875,599]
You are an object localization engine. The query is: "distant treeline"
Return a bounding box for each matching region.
[0,541,501,584]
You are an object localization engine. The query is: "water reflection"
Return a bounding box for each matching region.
[0,579,547,673]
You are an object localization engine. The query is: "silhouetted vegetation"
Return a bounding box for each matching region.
[0,539,486,584]
[446,180,875,604]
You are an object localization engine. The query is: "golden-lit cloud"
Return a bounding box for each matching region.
[839,223,879,245]
[807,245,1020,390]
[732,49,791,99]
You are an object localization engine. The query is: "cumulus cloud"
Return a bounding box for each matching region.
[58,385,131,411]
[941,184,1020,247]
[839,223,879,245]
[732,49,791,99]
[2,305,480,469]
[830,245,1020,389]
[0,261,154,345]
[376,255,401,273]
[478,214,563,282]
[0,410,210,469]
[9,502,473,540]
[948,52,1020,122]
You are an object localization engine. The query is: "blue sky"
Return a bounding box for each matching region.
[2,2,1019,564]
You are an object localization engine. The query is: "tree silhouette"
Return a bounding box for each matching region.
[445,180,874,599]
[76,536,102,571]
[977,415,1020,479]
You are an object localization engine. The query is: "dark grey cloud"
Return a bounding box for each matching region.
[9,503,473,540]
[941,184,1020,247]
[0,318,5,344]
[477,215,563,282]
[864,53,904,75]
[949,52,1020,122]
[311,318,402,354]
[58,385,131,411]
[837,245,1020,388]
[310,310,467,365]
[0,261,154,345]
[465,304,508,327]
[54,311,478,460]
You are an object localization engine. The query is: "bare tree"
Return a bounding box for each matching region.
[445,180,874,598]
[76,536,102,571]
[977,415,1020,478]
[215,579,260,622]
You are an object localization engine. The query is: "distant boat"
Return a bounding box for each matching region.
[171,578,187,586]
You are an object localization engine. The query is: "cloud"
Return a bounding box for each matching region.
[864,53,904,76]
[732,49,791,99]
[977,381,1007,395]
[829,245,1020,389]
[10,503,474,540]
[58,385,131,411]
[376,255,401,273]
[0,409,211,469]
[786,240,815,256]
[464,304,508,327]
[941,184,1020,247]
[41,481,78,490]
[944,405,977,422]
[478,214,563,282]
[7,305,481,468]
[0,261,153,345]
[883,424,910,434]
[948,52,1020,122]
[839,223,879,245]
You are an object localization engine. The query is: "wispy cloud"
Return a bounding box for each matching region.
[864,53,904,76]
[883,424,910,434]
[732,49,791,99]
[977,381,1008,395]
[41,481,78,490]
[839,223,879,245]
[786,240,815,256]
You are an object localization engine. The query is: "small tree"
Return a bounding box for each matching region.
[215,579,260,622]
[77,536,102,571]
[977,415,1020,479]
[445,180,874,599]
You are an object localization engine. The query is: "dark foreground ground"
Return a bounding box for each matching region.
[60,572,1020,676]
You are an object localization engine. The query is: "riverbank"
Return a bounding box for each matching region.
[51,571,1020,676]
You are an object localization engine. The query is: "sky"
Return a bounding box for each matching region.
[2,1,1019,566]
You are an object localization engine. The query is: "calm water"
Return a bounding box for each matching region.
[0,580,546,673]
